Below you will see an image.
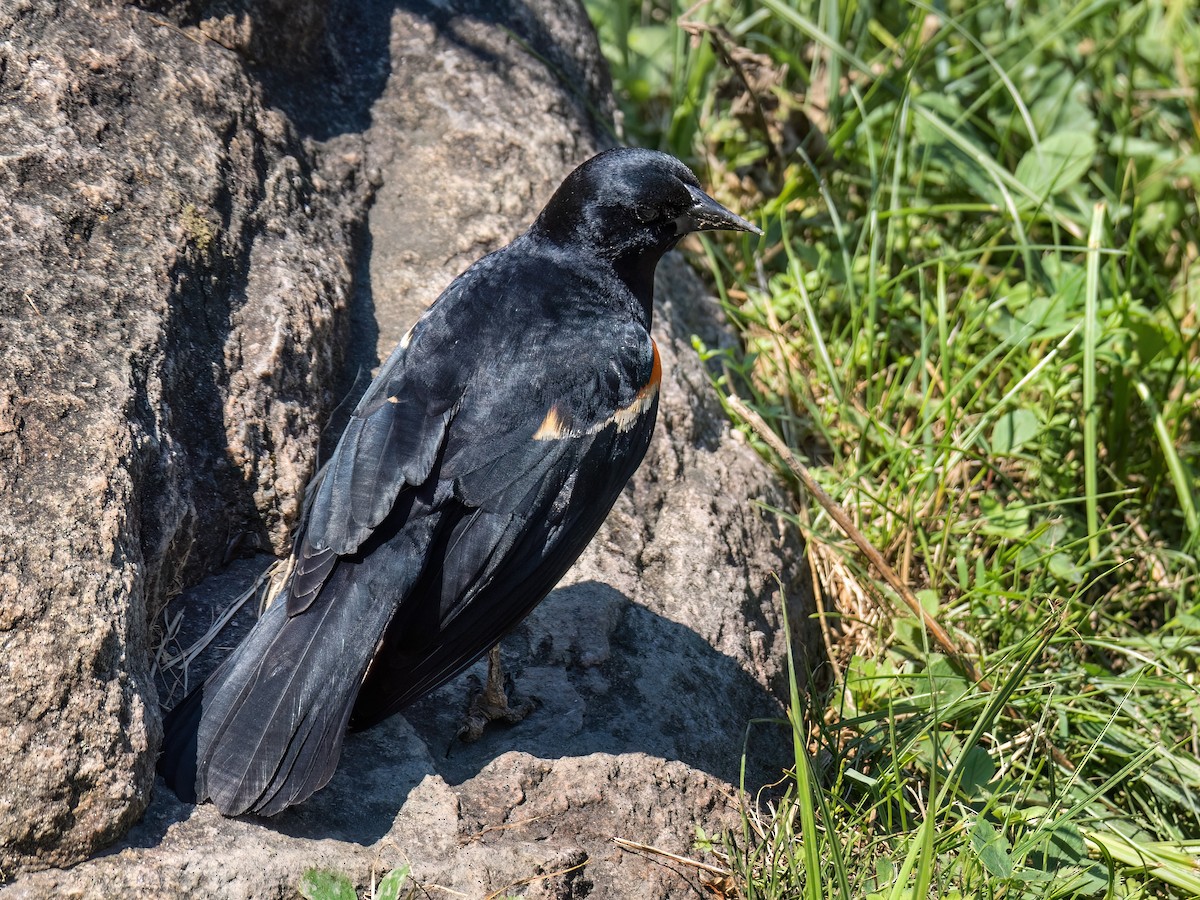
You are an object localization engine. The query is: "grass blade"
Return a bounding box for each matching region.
[1083,202,1105,561]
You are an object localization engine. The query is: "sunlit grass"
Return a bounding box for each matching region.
[588,0,1200,896]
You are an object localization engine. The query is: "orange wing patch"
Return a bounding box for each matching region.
[533,339,661,441]
[610,338,661,432]
[533,404,569,440]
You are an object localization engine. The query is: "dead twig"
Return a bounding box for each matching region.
[611,837,731,877]
[727,393,982,684]
[483,857,591,900]
[154,560,281,694]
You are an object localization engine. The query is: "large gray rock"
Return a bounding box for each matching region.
[2,0,812,895]
[0,0,367,874]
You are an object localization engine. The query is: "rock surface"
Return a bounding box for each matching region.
[2,0,812,895]
[0,0,367,874]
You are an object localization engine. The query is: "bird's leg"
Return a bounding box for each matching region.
[456,644,536,743]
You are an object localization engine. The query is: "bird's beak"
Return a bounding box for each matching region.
[675,185,763,236]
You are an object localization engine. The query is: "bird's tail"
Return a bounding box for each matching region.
[158,570,400,816]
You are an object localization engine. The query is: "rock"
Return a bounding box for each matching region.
[1,0,813,894]
[6,734,737,899]
[0,0,367,874]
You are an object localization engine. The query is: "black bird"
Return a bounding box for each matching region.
[158,147,761,816]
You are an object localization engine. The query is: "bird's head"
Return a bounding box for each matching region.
[532,149,761,307]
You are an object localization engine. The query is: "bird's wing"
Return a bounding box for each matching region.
[439,319,661,619]
[347,324,662,726]
[283,328,458,615]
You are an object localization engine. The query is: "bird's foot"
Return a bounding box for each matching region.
[456,645,536,744]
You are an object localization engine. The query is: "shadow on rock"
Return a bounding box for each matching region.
[203,0,610,142]
[416,581,790,792]
[151,570,789,848]
[320,225,381,466]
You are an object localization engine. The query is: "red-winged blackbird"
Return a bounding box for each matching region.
[158,148,761,816]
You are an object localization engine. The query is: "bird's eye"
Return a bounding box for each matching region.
[634,204,659,224]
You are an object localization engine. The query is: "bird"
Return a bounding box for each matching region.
[157,147,761,816]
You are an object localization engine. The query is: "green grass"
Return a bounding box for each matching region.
[586,0,1200,897]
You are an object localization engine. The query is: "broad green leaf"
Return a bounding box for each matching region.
[377,866,411,900]
[992,408,1040,454]
[1015,131,1096,200]
[926,656,973,707]
[970,817,1014,878]
[299,869,356,900]
[916,588,939,616]
[1047,551,1086,582]
[1043,820,1086,867]
[979,495,1030,538]
[1028,67,1096,139]
[960,745,996,798]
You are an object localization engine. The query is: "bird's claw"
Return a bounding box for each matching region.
[456,645,536,743]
